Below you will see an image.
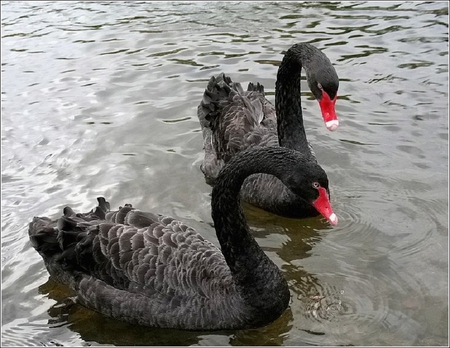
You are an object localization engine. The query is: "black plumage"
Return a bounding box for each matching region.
[29,147,333,330]
[197,43,339,218]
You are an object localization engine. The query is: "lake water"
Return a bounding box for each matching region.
[1,1,448,346]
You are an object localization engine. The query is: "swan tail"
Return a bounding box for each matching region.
[197,73,274,181]
[247,81,265,94]
[28,217,60,257]
[197,73,241,128]
[29,197,161,265]
[28,214,85,287]
[28,198,114,283]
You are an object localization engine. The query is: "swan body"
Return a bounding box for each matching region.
[197,43,339,218]
[29,147,336,330]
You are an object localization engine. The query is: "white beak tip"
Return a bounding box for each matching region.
[325,120,339,131]
[328,213,338,226]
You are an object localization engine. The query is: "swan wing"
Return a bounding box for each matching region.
[198,73,277,183]
[29,198,240,328]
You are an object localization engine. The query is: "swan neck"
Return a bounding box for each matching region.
[275,46,312,154]
[211,155,273,272]
[211,149,290,310]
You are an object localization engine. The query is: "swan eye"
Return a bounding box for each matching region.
[312,182,320,189]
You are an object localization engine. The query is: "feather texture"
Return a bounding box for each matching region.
[30,200,250,329]
[29,147,334,330]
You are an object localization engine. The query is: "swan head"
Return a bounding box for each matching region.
[283,160,338,226]
[305,61,339,132]
[311,186,338,226]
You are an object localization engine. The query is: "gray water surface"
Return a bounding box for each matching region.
[1,1,448,346]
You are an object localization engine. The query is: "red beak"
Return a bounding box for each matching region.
[312,187,338,226]
[318,91,338,131]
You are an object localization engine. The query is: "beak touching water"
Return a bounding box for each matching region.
[312,187,338,226]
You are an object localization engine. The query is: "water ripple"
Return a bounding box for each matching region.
[1,1,448,346]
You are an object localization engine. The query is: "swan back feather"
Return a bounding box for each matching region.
[198,73,278,184]
[29,199,253,330]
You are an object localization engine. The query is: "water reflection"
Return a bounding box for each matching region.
[39,277,296,347]
[2,0,448,346]
[39,277,205,345]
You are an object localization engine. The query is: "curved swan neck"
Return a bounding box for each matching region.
[275,43,319,154]
[211,148,297,310]
[211,151,276,272]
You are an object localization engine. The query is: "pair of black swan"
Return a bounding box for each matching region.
[198,43,338,220]
[29,43,340,330]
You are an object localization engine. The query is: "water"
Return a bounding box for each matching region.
[1,1,448,346]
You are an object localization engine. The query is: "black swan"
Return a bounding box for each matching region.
[29,146,337,331]
[197,43,339,219]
